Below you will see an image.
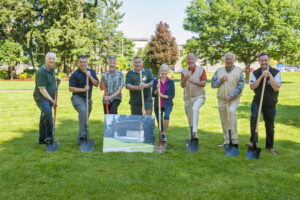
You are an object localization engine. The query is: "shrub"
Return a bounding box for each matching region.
[57,72,68,78]
[23,69,36,79]
[19,72,28,80]
[0,69,9,79]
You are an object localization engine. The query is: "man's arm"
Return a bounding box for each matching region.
[211,71,221,88]
[86,70,99,87]
[69,85,89,93]
[126,84,140,91]
[180,72,190,88]
[250,72,264,90]
[191,69,207,87]
[39,88,56,106]
[229,71,245,98]
[268,71,281,92]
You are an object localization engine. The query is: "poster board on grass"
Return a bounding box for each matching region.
[103,114,155,153]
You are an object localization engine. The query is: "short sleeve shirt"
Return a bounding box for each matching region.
[34,65,56,99]
[125,68,154,105]
[69,68,99,99]
[103,70,124,103]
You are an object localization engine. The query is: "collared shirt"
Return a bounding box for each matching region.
[125,68,154,105]
[69,67,99,99]
[211,65,245,98]
[250,66,281,86]
[102,69,124,103]
[34,64,56,99]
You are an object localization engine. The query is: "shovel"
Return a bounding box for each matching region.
[224,81,238,156]
[79,73,94,152]
[154,78,167,153]
[46,86,60,152]
[139,70,146,115]
[186,81,198,152]
[246,77,266,159]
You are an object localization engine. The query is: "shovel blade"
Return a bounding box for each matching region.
[186,139,198,153]
[246,146,261,159]
[46,141,59,152]
[80,139,94,152]
[154,141,167,153]
[224,144,238,156]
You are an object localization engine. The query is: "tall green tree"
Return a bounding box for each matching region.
[184,0,300,82]
[146,21,179,76]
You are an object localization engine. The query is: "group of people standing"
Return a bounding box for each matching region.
[33,51,281,155]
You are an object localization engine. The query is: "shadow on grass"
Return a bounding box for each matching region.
[237,102,300,128]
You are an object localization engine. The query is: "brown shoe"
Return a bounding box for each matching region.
[268,148,278,155]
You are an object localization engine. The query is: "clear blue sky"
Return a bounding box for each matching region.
[117,0,195,45]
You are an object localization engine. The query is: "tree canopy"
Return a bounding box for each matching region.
[184,0,300,82]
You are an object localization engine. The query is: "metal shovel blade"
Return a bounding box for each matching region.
[46,141,59,152]
[186,139,198,153]
[154,141,167,153]
[246,146,261,160]
[80,139,94,152]
[224,144,238,156]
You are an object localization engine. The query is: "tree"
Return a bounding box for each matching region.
[0,39,22,80]
[146,22,179,76]
[184,0,300,82]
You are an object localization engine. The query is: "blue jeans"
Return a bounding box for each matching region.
[34,94,53,142]
[154,105,173,130]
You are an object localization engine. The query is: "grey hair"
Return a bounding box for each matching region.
[225,52,235,60]
[133,56,143,62]
[186,53,197,59]
[159,64,169,71]
[45,52,56,61]
[108,56,117,61]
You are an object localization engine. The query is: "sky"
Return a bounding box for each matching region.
[117,0,195,45]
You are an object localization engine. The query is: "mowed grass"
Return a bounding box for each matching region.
[0,72,299,200]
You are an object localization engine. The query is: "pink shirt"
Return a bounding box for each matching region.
[159,77,169,108]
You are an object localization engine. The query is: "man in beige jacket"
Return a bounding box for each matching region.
[211,52,245,147]
[181,53,207,139]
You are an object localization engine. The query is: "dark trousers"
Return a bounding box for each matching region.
[103,99,121,114]
[250,100,276,148]
[34,95,53,142]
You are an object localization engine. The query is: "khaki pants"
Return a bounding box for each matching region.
[184,96,205,133]
[218,98,240,144]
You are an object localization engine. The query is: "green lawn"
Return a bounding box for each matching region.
[0,72,299,199]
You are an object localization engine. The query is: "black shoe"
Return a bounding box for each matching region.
[44,137,53,144]
[39,140,46,144]
[80,135,87,140]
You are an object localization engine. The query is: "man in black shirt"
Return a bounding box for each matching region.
[247,52,281,155]
[69,55,99,140]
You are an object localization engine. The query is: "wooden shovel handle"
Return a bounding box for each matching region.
[224,81,231,129]
[255,77,267,132]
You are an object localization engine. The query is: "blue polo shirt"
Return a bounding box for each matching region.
[69,68,99,99]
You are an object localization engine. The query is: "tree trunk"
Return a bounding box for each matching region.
[80,0,84,19]
[244,63,251,84]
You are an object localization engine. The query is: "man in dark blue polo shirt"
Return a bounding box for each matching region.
[69,55,99,140]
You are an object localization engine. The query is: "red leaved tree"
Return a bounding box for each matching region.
[146,22,179,76]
